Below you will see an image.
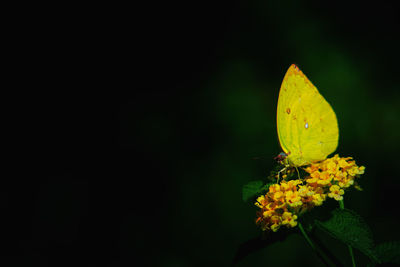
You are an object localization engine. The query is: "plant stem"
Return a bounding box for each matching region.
[298,222,334,266]
[339,200,356,267]
[348,244,356,267]
[298,222,316,250]
[339,199,344,209]
[309,230,344,266]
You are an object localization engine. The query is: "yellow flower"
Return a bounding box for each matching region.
[298,185,314,197]
[281,212,298,227]
[310,170,320,179]
[305,154,364,189]
[348,165,365,176]
[305,176,319,184]
[271,223,280,232]
[328,185,344,201]
[317,171,332,186]
[281,179,302,191]
[263,209,275,218]
[338,158,351,168]
[269,184,281,194]
[305,164,319,174]
[338,177,354,188]
[326,160,338,174]
[312,193,326,206]
[255,195,267,208]
[274,191,285,200]
[270,215,281,232]
[285,190,302,207]
[358,166,365,174]
[331,154,340,161]
[333,170,346,181]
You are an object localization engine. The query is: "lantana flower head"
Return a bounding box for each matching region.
[255,154,364,232]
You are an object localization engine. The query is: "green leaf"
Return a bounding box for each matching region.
[242,180,267,202]
[374,241,400,264]
[315,208,380,263]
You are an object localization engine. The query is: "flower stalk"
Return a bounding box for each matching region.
[339,200,356,267]
[298,222,335,266]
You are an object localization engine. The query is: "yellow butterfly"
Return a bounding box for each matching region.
[276,64,339,167]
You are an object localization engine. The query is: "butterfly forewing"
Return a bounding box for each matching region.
[276,64,339,167]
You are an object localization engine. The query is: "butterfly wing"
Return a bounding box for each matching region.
[276,64,339,166]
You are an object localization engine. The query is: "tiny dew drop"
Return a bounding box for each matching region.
[305,122,309,129]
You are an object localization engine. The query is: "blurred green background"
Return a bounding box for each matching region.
[15,1,400,266]
[122,1,400,266]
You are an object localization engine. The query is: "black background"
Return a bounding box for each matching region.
[7,1,400,266]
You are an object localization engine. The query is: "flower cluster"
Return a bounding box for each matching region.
[255,154,365,232]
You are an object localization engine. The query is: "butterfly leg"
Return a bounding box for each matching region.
[295,167,301,179]
[277,166,288,184]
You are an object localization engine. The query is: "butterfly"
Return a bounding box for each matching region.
[276,64,339,167]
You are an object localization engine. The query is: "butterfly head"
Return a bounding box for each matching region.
[274,152,288,164]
